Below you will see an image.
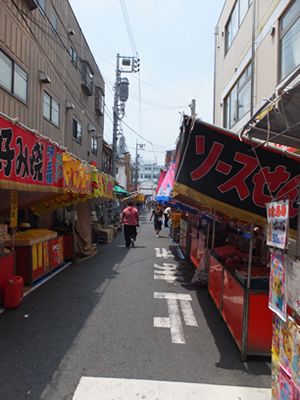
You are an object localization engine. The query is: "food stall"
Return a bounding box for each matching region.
[172,116,300,360]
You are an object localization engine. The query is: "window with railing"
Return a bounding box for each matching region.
[43,91,59,126]
[81,61,93,96]
[37,0,45,16]
[0,49,28,103]
[224,64,251,129]
[225,0,252,53]
[72,119,82,143]
[279,0,300,81]
[95,86,104,115]
[69,45,77,67]
[91,136,97,155]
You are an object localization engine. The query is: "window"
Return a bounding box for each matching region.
[81,61,93,96]
[224,64,251,129]
[51,12,57,33]
[91,136,97,155]
[69,45,77,67]
[0,50,28,103]
[95,86,104,115]
[280,0,300,81]
[225,0,252,52]
[43,91,59,126]
[72,119,82,143]
[37,0,45,15]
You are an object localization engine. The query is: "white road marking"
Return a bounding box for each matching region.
[154,262,177,270]
[154,248,173,258]
[180,299,198,326]
[153,317,170,328]
[72,377,271,400]
[154,292,191,301]
[154,262,177,281]
[154,292,198,344]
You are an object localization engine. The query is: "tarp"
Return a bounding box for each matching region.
[115,185,130,197]
[173,117,300,231]
[156,162,198,215]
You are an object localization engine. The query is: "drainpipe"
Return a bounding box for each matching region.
[250,0,256,117]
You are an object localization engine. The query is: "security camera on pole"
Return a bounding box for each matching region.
[111,54,140,178]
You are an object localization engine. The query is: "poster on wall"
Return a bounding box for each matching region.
[269,251,287,321]
[266,200,289,249]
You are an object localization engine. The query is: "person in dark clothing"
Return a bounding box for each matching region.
[119,200,139,247]
[150,204,163,237]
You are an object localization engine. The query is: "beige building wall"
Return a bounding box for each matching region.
[0,0,105,167]
[214,0,294,131]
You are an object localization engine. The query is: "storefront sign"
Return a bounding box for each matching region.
[266,200,289,249]
[174,119,300,230]
[10,190,18,227]
[0,116,64,192]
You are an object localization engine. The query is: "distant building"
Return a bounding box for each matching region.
[137,162,164,184]
[139,180,157,198]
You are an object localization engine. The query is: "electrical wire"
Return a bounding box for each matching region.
[119,0,138,56]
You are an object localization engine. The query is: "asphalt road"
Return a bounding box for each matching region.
[0,212,271,399]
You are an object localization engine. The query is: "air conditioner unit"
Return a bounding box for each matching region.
[25,0,38,10]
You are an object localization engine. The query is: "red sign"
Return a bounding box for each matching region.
[0,116,64,192]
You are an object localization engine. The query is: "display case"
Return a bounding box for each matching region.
[0,251,15,304]
[208,243,273,360]
[6,230,64,286]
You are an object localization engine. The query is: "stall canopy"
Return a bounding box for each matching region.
[156,168,167,194]
[114,185,130,198]
[173,117,300,232]
[156,161,198,215]
[0,113,115,215]
[240,77,300,149]
[122,193,144,202]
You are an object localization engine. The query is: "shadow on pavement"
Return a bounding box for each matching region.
[0,231,130,400]
[168,243,271,382]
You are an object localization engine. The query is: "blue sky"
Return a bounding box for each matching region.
[69,0,225,165]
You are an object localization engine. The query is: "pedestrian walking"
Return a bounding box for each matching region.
[119,200,139,247]
[163,206,171,227]
[150,204,163,237]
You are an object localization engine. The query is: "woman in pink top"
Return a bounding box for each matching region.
[119,200,139,247]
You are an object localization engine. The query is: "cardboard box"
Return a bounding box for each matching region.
[0,225,8,235]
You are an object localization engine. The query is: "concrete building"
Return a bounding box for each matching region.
[138,162,163,185]
[0,0,105,166]
[214,0,300,144]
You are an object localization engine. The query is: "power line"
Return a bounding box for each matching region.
[119,0,138,56]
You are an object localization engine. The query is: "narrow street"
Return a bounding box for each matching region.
[0,212,271,400]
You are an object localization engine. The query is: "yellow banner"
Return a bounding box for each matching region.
[10,191,18,227]
[63,153,93,194]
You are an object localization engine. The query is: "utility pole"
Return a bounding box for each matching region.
[189,99,196,115]
[135,141,144,191]
[111,54,140,179]
[112,54,120,179]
